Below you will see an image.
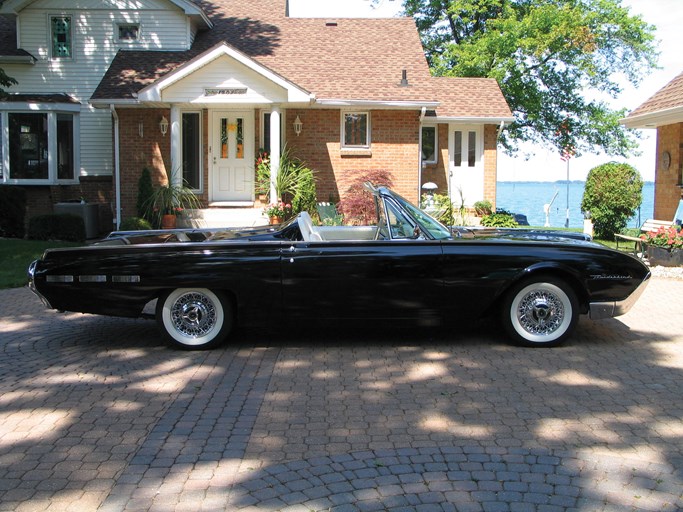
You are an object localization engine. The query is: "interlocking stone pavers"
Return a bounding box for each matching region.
[0,276,682,511]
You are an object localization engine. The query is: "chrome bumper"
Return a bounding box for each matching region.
[589,273,651,320]
[27,260,52,309]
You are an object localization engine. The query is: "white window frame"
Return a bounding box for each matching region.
[259,109,285,154]
[421,125,438,164]
[49,14,74,60]
[116,22,141,44]
[341,111,371,149]
[0,105,80,185]
[180,110,203,193]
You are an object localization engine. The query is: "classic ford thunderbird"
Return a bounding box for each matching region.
[28,183,650,349]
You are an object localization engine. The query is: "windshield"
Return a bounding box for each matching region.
[383,189,453,240]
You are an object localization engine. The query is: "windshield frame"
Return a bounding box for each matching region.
[378,187,453,240]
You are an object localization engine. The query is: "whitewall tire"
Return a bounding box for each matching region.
[156,288,232,350]
[502,278,578,347]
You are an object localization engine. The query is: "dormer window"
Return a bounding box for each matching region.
[117,24,140,42]
[50,16,72,59]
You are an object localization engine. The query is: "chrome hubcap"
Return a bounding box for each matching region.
[517,290,564,336]
[170,292,216,338]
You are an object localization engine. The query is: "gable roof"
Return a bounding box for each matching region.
[621,71,683,128]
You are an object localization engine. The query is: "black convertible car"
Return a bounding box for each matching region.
[28,183,650,349]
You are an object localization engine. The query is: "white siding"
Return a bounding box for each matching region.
[162,55,288,105]
[5,0,193,177]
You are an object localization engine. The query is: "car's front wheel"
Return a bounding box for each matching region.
[502,277,578,347]
[156,288,232,350]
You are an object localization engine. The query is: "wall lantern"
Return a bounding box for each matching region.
[159,116,169,136]
[293,115,303,136]
[138,121,144,138]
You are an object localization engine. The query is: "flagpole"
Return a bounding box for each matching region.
[565,158,570,228]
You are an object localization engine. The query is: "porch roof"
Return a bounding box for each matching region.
[621,70,683,128]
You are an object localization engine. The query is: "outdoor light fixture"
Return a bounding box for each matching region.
[422,182,437,208]
[138,121,144,138]
[159,116,169,136]
[293,115,303,136]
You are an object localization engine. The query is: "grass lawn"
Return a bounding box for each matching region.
[0,239,80,289]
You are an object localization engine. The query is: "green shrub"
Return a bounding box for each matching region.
[581,162,643,240]
[0,186,27,238]
[481,212,518,228]
[291,166,317,215]
[119,217,153,231]
[28,214,85,242]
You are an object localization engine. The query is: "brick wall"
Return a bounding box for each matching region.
[654,124,683,220]
[117,108,172,220]
[284,109,421,204]
[116,107,500,219]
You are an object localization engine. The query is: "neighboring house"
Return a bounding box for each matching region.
[622,71,683,222]
[0,0,512,231]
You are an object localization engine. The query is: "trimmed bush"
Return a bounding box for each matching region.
[137,167,154,222]
[0,186,27,238]
[28,214,85,242]
[119,217,153,231]
[581,162,643,240]
[481,212,518,228]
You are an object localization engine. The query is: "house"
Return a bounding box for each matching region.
[622,71,683,221]
[0,0,512,231]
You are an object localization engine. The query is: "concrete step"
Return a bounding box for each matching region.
[179,208,269,229]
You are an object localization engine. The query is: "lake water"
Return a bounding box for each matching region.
[496,181,655,229]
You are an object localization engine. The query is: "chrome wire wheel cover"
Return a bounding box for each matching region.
[509,281,573,343]
[516,289,564,336]
[170,291,217,338]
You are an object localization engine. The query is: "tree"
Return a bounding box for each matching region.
[0,67,17,99]
[581,162,643,239]
[402,0,658,157]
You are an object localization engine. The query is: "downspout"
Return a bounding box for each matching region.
[110,105,121,230]
[497,120,505,139]
[418,107,426,202]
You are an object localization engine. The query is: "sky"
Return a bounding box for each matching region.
[289,0,683,182]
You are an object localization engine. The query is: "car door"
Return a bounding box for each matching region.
[281,239,445,325]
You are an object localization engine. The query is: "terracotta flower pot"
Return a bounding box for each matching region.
[270,216,283,225]
[161,214,177,229]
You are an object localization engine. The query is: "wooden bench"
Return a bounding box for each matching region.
[614,219,673,257]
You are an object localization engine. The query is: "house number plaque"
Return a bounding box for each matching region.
[205,88,247,96]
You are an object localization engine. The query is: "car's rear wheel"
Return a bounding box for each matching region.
[156,288,232,350]
[502,277,578,347]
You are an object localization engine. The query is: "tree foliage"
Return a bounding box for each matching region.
[581,162,643,239]
[0,66,17,99]
[402,0,658,157]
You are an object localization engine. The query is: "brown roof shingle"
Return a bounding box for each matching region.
[627,70,683,118]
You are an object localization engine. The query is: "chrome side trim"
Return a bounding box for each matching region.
[589,272,651,320]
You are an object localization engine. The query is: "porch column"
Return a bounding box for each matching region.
[270,105,281,201]
[170,105,181,186]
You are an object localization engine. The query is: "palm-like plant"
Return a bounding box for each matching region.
[143,168,201,228]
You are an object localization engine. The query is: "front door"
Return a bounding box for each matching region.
[211,111,254,202]
[448,124,484,207]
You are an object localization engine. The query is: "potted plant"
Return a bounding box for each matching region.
[264,201,293,224]
[143,170,202,229]
[641,225,683,267]
[473,200,493,217]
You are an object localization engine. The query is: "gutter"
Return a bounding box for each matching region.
[110,105,121,230]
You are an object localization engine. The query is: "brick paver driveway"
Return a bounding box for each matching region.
[1,276,682,511]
